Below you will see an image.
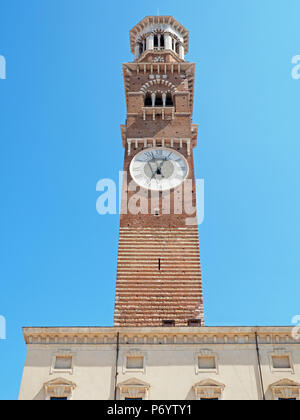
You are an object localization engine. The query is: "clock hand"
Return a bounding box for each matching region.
[157,157,168,173]
[147,161,156,178]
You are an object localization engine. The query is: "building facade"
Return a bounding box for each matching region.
[19,327,300,400]
[19,16,300,401]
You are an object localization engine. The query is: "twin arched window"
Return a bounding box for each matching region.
[144,92,173,107]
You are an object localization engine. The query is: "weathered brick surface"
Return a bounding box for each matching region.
[114,227,204,327]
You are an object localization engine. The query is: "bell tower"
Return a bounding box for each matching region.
[114,16,204,328]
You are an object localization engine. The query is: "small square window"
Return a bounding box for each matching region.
[55,356,72,370]
[126,356,144,370]
[272,356,291,370]
[198,356,216,370]
[162,320,175,327]
[188,319,202,327]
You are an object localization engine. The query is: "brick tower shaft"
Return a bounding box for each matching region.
[114,16,204,328]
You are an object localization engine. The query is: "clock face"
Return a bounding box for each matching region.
[130,147,189,191]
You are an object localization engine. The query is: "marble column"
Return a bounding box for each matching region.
[134,44,140,60]
[179,44,185,60]
[164,33,172,51]
[147,34,154,50]
[151,93,156,107]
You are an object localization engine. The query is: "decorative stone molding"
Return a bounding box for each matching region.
[50,350,75,375]
[154,56,165,63]
[123,349,147,374]
[140,106,175,122]
[195,349,219,375]
[44,378,76,400]
[270,379,300,400]
[268,349,294,374]
[117,378,150,401]
[126,138,193,156]
[193,379,225,400]
[140,79,177,95]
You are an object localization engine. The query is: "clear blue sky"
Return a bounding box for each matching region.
[0,0,300,400]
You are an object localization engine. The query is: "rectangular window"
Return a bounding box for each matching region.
[162,320,175,327]
[198,356,216,370]
[125,398,143,401]
[200,398,219,401]
[188,319,202,327]
[272,356,291,370]
[54,356,72,370]
[126,356,144,370]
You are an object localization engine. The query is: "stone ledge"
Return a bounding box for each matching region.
[23,326,299,346]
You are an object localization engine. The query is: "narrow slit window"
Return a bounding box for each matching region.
[158,258,161,270]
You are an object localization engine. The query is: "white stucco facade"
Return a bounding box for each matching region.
[19,326,300,400]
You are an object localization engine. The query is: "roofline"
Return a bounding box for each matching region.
[23,326,295,330]
[22,325,297,344]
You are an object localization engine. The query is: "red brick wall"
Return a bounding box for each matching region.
[114,226,204,327]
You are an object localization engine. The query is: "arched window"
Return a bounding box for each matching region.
[139,43,143,55]
[166,93,173,107]
[175,42,180,55]
[155,93,163,107]
[160,35,165,49]
[144,93,152,107]
[154,35,159,48]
